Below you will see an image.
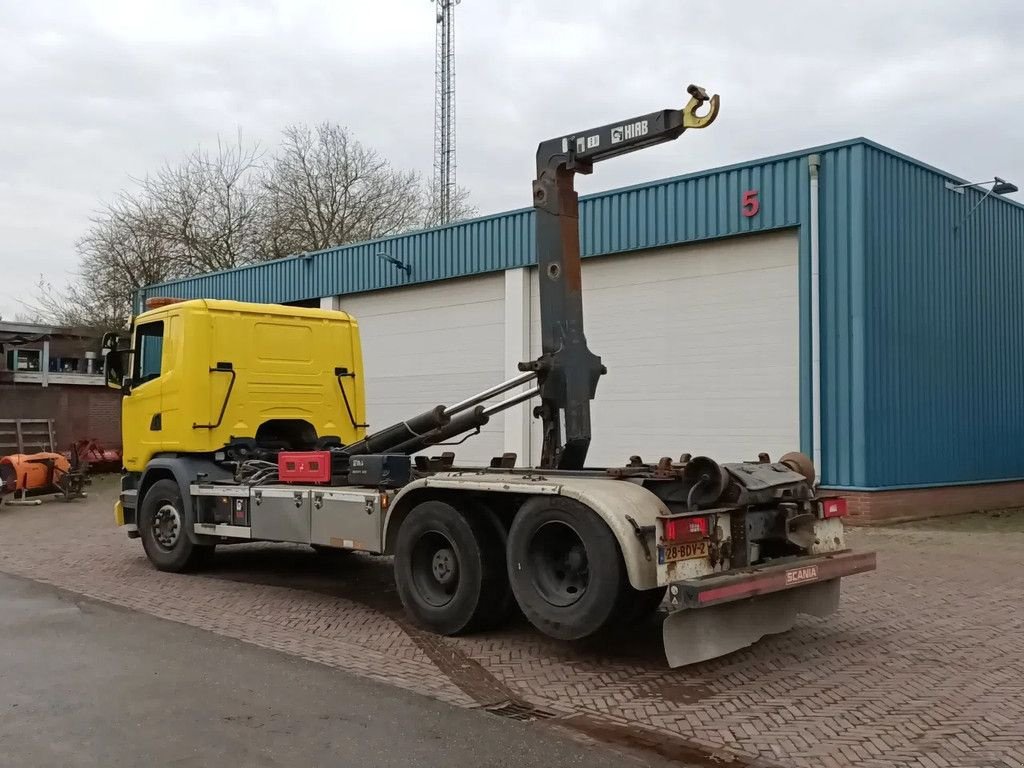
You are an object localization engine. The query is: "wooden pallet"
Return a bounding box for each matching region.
[0,419,56,455]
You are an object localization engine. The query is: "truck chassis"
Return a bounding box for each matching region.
[120,447,875,667]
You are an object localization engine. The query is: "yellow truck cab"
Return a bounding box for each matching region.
[106,298,365,534]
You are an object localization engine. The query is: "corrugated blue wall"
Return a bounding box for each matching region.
[861,146,1024,488]
[814,144,868,488]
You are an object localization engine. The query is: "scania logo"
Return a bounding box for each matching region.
[785,565,819,585]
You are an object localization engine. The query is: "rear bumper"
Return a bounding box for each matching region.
[669,550,876,610]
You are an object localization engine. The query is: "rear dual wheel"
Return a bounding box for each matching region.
[394,496,661,641]
[506,497,664,640]
[394,500,513,635]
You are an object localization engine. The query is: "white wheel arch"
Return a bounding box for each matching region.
[385,473,667,591]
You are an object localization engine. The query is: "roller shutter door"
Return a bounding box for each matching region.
[337,273,505,465]
[530,229,800,466]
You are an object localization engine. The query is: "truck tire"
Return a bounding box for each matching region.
[506,496,626,640]
[139,479,214,573]
[467,500,517,629]
[394,499,509,635]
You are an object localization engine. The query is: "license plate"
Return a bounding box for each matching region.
[658,540,709,564]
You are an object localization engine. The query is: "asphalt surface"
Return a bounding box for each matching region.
[0,572,662,768]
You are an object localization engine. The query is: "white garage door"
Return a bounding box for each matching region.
[337,273,505,465]
[530,229,800,466]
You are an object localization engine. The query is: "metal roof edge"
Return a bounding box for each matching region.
[578,137,876,202]
[856,138,1024,212]
[145,206,537,292]
[144,136,1021,295]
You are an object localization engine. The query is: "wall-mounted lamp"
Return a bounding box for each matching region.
[945,176,1018,230]
[945,177,1019,196]
[377,251,412,276]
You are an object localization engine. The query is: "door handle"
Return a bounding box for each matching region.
[149,413,162,431]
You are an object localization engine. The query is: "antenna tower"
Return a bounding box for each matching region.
[433,0,459,224]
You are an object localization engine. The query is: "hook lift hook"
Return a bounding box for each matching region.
[683,84,721,129]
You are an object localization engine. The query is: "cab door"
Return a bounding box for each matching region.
[121,320,166,471]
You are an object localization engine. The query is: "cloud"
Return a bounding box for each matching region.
[1,0,1021,318]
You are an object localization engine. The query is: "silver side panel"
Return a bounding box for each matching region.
[250,487,311,543]
[310,489,383,553]
[190,483,383,550]
[190,484,249,498]
[194,523,252,539]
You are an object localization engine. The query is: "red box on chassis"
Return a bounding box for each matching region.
[277,451,331,484]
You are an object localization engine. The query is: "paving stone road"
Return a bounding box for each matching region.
[1,476,1022,768]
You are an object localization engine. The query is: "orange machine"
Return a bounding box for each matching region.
[0,453,82,499]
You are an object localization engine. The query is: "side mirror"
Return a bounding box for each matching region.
[101,331,120,354]
[104,348,128,392]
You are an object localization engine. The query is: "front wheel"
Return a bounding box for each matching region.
[138,479,214,573]
[506,497,627,640]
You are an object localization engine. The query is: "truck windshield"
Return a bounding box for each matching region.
[133,321,164,385]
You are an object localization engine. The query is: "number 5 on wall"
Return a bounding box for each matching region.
[742,189,760,218]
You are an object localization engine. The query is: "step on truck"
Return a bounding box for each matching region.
[104,86,876,666]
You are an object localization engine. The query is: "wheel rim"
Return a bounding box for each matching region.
[526,520,589,607]
[410,530,460,607]
[151,503,182,551]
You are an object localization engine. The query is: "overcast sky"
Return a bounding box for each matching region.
[1,0,1022,319]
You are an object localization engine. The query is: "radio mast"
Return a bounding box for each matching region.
[432,0,459,224]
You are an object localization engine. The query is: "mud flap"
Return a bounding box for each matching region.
[663,578,840,667]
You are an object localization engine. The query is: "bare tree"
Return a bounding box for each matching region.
[263,123,427,257]
[420,184,477,229]
[24,277,125,331]
[143,136,266,271]
[27,136,266,327]
[22,197,174,329]
[29,125,475,326]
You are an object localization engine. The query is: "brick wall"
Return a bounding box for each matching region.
[842,481,1024,525]
[0,383,121,450]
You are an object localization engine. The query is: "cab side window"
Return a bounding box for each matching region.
[133,321,164,385]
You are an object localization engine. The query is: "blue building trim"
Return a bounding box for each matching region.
[796,166,812,461]
[826,476,1024,492]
